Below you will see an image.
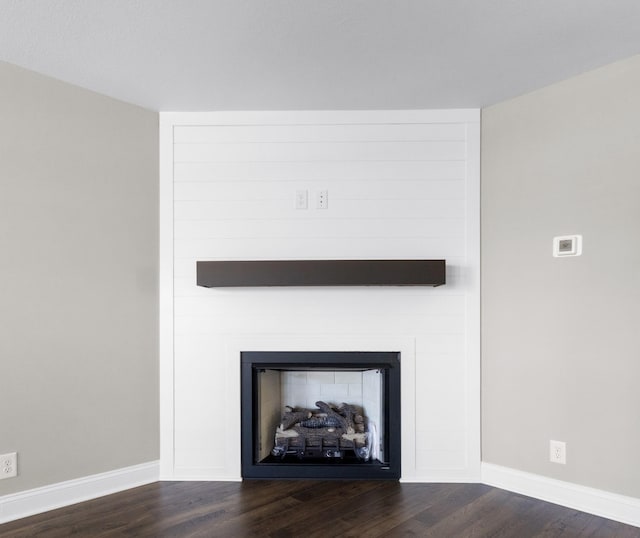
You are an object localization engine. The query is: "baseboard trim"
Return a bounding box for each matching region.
[0,461,159,524]
[482,463,640,528]
[3,462,638,528]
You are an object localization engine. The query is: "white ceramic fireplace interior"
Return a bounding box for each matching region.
[260,368,383,460]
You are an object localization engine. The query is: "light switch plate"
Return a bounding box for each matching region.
[295,190,308,210]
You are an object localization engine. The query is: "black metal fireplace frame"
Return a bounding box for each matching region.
[241,351,401,480]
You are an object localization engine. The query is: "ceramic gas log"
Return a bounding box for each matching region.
[272,401,371,460]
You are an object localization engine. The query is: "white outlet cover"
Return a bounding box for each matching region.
[0,452,17,479]
[549,440,566,464]
[553,235,582,257]
[316,190,328,209]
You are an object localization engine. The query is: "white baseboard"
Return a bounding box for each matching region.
[3,461,638,529]
[0,461,159,525]
[482,462,640,529]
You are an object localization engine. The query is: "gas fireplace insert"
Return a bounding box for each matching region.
[241,351,401,479]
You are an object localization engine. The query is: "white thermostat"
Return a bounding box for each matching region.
[553,235,582,257]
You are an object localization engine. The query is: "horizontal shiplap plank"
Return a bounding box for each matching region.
[174,179,465,202]
[173,236,465,260]
[174,198,465,220]
[174,124,467,144]
[174,140,465,163]
[171,329,468,357]
[174,294,465,319]
[174,160,466,182]
[174,312,464,336]
[174,218,465,239]
[173,277,465,297]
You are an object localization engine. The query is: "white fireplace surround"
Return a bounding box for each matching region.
[233,336,415,479]
[159,110,481,482]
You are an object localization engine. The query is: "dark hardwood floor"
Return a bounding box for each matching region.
[1,481,638,537]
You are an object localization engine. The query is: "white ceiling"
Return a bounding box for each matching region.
[1,0,639,111]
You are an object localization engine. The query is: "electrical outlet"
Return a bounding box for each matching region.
[549,440,566,464]
[1,452,17,479]
[316,190,328,209]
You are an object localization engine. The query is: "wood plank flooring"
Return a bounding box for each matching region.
[1,481,638,537]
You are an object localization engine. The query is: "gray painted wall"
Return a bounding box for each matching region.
[482,55,640,498]
[0,62,159,495]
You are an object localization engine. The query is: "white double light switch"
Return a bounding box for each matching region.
[295,190,308,210]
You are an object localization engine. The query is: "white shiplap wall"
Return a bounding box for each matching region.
[160,110,480,481]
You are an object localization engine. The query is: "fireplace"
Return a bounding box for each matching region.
[241,351,401,479]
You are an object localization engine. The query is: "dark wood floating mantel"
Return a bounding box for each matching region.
[196,259,445,288]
